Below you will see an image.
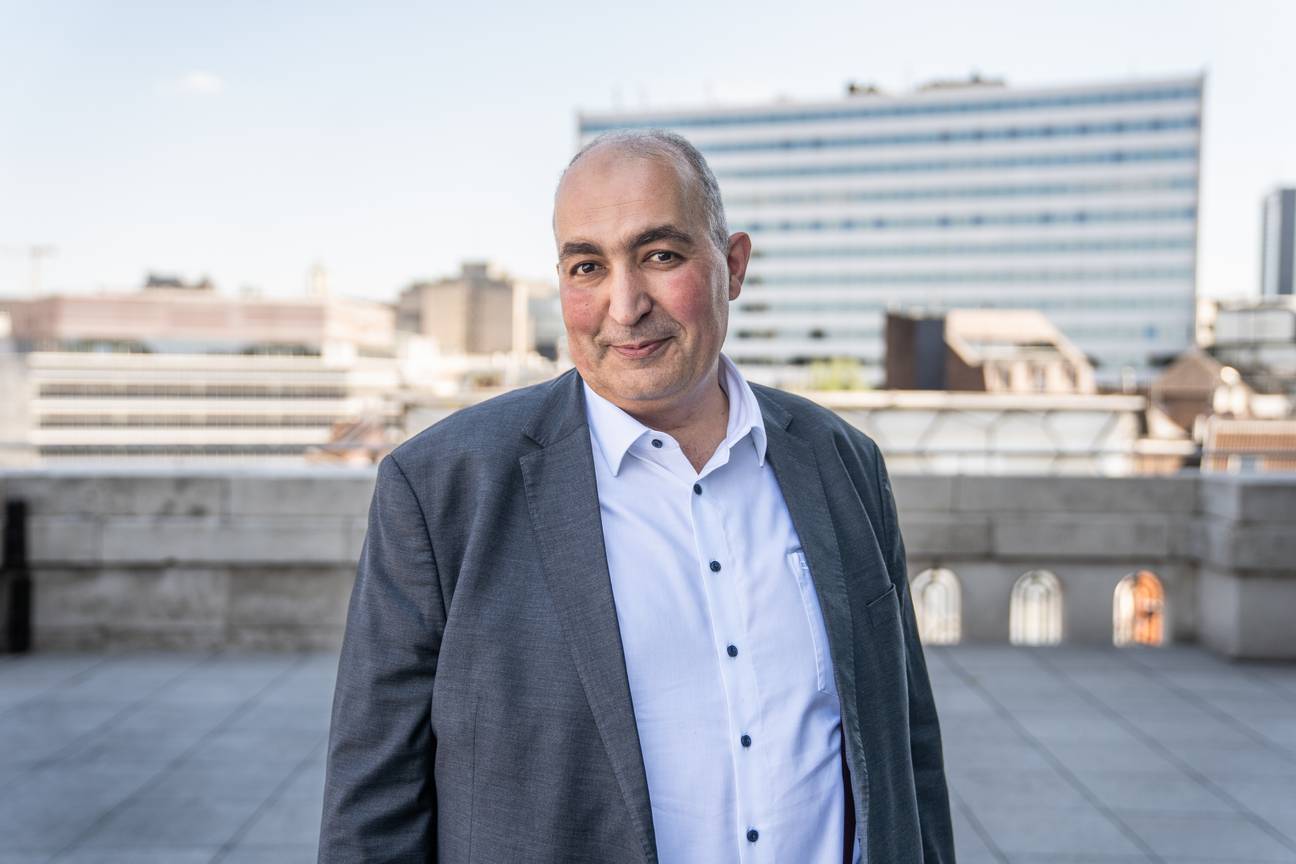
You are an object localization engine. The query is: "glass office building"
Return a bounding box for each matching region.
[578,75,1204,389]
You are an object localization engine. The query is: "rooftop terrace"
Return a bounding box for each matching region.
[1,645,1293,863]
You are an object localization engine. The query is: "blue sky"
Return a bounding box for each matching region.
[1,0,1293,302]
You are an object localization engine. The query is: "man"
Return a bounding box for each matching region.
[320,130,955,863]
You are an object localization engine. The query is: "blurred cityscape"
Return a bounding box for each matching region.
[2,53,1295,861]
[2,73,1294,477]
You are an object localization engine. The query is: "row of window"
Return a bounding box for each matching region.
[913,568,1166,647]
[38,415,345,428]
[716,147,1198,180]
[39,445,311,457]
[700,115,1199,156]
[579,84,1202,133]
[746,267,1194,286]
[734,328,879,340]
[736,294,1190,313]
[732,323,1162,341]
[750,236,1193,259]
[38,384,350,399]
[737,206,1196,234]
[724,176,1198,209]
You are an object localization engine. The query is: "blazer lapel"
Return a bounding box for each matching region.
[756,393,867,784]
[518,371,658,864]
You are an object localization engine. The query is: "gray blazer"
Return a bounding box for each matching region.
[319,368,955,863]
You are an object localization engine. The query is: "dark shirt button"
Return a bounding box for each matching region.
[747,828,759,843]
[693,483,702,495]
[727,644,738,657]
[740,734,752,747]
[709,560,721,572]
[651,438,663,448]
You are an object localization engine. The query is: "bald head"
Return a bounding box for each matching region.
[555,130,730,253]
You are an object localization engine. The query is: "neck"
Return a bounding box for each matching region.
[620,362,731,473]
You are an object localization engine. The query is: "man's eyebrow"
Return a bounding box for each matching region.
[630,225,696,250]
[559,240,603,260]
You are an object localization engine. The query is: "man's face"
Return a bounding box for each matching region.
[553,147,749,415]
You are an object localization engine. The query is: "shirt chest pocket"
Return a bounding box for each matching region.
[786,549,834,695]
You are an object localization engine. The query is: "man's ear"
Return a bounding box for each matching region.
[725,232,752,301]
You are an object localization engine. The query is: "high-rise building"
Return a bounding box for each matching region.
[1261,188,1296,297]
[579,74,1204,389]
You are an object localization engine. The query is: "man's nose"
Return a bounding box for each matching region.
[607,265,652,327]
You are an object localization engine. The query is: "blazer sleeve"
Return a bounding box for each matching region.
[319,453,445,863]
[876,450,957,863]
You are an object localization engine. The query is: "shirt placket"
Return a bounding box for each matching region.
[689,463,771,864]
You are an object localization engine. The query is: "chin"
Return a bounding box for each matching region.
[602,370,688,405]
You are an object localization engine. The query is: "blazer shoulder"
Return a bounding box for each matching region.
[752,382,884,464]
[388,371,572,473]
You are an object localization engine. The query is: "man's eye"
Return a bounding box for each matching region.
[572,262,599,275]
[648,251,677,264]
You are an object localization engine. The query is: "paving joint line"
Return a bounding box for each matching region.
[1118,647,1296,763]
[948,786,1010,863]
[0,654,116,721]
[209,725,329,864]
[33,653,219,770]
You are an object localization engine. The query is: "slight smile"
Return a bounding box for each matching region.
[611,338,670,359]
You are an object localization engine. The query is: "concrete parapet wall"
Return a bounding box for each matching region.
[0,468,375,651]
[0,468,1293,659]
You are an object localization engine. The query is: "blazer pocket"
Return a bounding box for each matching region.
[865,582,898,614]
[787,550,831,694]
[864,583,907,693]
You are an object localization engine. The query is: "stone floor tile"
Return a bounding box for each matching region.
[240,792,324,846]
[1070,769,1234,813]
[0,703,125,767]
[1131,711,1268,746]
[1044,741,1179,774]
[0,764,157,852]
[54,729,209,768]
[75,793,261,849]
[50,656,206,705]
[184,728,326,767]
[1122,811,1296,861]
[221,700,332,734]
[1007,856,1155,863]
[52,849,217,863]
[950,768,1090,811]
[276,760,325,804]
[1177,744,1296,780]
[943,741,1058,776]
[1010,709,1141,745]
[146,758,296,803]
[968,804,1147,857]
[219,846,317,864]
[1,647,1292,858]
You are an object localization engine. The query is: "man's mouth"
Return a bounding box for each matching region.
[610,337,670,359]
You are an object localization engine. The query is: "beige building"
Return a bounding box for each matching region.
[886,308,1096,394]
[397,262,514,355]
[0,280,403,464]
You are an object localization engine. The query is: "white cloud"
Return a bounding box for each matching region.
[176,71,225,96]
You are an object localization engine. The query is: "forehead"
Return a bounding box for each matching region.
[554,148,699,244]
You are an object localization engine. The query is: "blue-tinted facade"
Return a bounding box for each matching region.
[578,75,1204,387]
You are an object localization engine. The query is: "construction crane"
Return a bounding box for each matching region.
[0,244,57,295]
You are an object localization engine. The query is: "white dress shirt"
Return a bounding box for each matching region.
[583,354,860,864]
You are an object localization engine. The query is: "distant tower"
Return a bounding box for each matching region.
[1261,188,1296,296]
[309,261,330,297]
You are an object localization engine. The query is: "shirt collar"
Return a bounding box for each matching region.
[583,353,767,477]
